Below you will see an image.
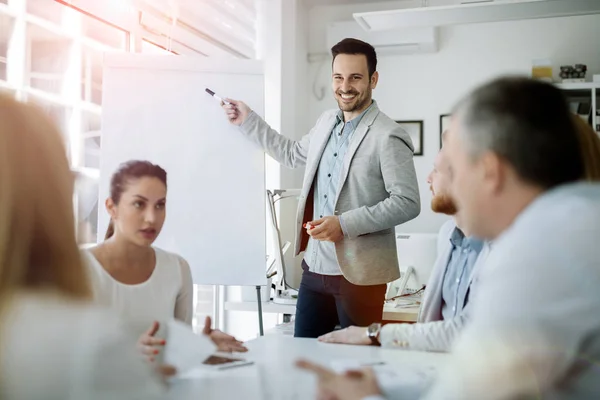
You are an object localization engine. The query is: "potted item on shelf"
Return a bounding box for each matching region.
[531,59,553,82]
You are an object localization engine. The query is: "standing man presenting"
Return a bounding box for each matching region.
[221,38,420,338]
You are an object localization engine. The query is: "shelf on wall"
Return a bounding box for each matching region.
[554,82,600,135]
[555,82,600,91]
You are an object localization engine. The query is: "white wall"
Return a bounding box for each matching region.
[307,4,600,234]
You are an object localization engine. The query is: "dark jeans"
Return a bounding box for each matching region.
[294,260,386,338]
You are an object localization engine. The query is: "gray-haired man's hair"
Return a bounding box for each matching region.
[451,76,583,189]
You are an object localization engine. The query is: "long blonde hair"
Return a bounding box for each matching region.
[572,116,600,181]
[0,94,90,308]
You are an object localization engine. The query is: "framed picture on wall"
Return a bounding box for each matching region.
[439,114,451,148]
[396,120,423,156]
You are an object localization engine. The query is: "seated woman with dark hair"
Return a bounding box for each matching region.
[83,160,246,366]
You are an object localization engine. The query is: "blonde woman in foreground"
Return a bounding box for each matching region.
[0,94,164,400]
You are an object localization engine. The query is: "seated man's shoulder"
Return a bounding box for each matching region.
[486,185,600,276]
[555,184,600,221]
[513,183,600,240]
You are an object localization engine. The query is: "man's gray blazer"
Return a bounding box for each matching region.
[239,102,420,285]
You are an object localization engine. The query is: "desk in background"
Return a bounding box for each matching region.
[383,304,420,323]
[168,335,447,399]
[225,301,420,323]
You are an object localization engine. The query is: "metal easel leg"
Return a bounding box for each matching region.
[256,285,264,336]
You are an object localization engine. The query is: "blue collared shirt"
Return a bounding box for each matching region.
[441,227,484,319]
[304,102,374,275]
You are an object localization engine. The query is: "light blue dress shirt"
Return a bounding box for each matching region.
[441,228,484,319]
[304,102,374,275]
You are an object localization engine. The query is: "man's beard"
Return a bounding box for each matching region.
[431,193,458,215]
[335,88,371,113]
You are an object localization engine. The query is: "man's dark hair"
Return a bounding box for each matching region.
[453,76,584,189]
[331,38,377,78]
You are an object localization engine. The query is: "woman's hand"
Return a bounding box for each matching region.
[202,316,248,353]
[138,321,166,362]
[138,321,178,379]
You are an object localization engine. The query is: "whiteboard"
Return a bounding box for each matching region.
[101,55,266,286]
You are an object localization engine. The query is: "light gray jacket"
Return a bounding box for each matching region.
[239,102,420,285]
[380,220,490,352]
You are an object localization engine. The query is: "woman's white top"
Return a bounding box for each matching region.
[82,247,193,330]
[0,291,165,400]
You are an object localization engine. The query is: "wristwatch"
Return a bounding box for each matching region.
[366,322,382,346]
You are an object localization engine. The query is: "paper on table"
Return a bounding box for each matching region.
[164,319,216,373]
[392,298,419,308]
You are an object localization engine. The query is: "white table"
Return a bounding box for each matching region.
[168,335,447,399]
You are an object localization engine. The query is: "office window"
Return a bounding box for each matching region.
[75,170,99,244]
[27,0,67,25]
[83,135,100,168]
[25,92,70,136]
[142,39,176,55]
[193,285,215,333]
[81,110,101,168]
[80,11,127,49]
[16,0,220,325]
[77,110,101,244]
[0,13,13,82]
[81,46,103,105]
[27,23,72,96]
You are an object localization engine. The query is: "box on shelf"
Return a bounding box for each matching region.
[560,64,587,81]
